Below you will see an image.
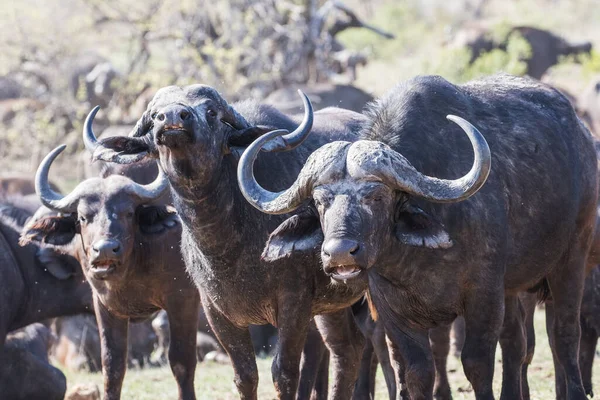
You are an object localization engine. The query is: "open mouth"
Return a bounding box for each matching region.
[329,265,363,281]
[90,261,117,279]
[157,129,192,145]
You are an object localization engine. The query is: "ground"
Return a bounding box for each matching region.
[62,308,599,399]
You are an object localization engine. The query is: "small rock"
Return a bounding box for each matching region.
[64,383,101,400]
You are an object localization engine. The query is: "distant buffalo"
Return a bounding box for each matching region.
[449,24,592,79]
[0,324,65,400]
[265,84,373,114]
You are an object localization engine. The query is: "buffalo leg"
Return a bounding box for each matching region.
[272,299,311,400]
[579,317,597,398]
[430,324,452,400]
[166,295,200,400]
[312,348,330,400]
[95,297,129,400]
[315,308,365,400]
[298,321,328,400]
[462,289,504,400]
[372,322,396,399]
[385,325,433,400]
[202,298,258,400]
[547,254,588,400]
[519,293,537,400]
[499,296,527,400]
[545,303,567,398]
[352,337,376,399]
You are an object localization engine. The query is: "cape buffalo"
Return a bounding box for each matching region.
[238,74,598,399]
[0,323,65,400]
[450,25,592,80]
[83,87,369,399]
[21,151,200,400]
[0,199,92,350]
[264,84,374,114]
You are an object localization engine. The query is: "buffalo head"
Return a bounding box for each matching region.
[83,85,313,186]
[21,145,175,282]
[237,116,491,281]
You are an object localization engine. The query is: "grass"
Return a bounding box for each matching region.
[61,309,599,399]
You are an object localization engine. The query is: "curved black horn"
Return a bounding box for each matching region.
[83,106,100,153]
[261,90,314,152]
[237,129,304,214]
[36,145,82,213]
[125,164,170,202]
[378,115,491,203]
[82,106,156,164]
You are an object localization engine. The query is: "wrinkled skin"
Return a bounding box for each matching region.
[21,172,200,400]
[0,324,66,400]
[249,75,597,399]
[88,84,368,399]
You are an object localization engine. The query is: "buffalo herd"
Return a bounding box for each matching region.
[0,27,600,400]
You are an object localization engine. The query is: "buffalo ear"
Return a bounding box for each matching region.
[394,203,453,249]
[137,205,179,235]
[20,216,77,246]
[93,135,156,164]
[262,212,323,262]
[36,247,77,280]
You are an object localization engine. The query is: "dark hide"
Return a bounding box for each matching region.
[0,324,66,400]
[21,172,200,400]
[262,74,597,399]
[0,199,92,353]
[90,84,368,399]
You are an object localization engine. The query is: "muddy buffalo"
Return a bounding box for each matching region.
[239,74,597,399]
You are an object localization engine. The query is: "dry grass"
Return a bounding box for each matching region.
[61,309,599,399]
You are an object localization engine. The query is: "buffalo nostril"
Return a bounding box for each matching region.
[179,110,190,121]
[112,245,121,254]
[157,113,165,121]
[349,243,360,255]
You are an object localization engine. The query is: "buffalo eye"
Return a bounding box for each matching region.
[151,112,158,120]
[79,216,86,224]
[206,109,217,119]
[362,194,383,204]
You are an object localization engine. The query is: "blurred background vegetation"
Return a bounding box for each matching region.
[1,0,599,187]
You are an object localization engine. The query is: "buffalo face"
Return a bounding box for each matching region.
[22,146,173,283]
[238,116,491,282]
[83,85,313,187]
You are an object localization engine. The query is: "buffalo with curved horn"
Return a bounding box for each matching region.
[80,84,378,399]
[22,145,201,400]
[238,74,598,400]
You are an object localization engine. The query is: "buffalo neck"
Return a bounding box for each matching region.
[169,156,246,260]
